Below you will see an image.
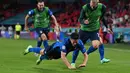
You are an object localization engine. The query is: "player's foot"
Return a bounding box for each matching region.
[23,45,32,55]
[101,58,110,64]
[71,63,76,68]
[36,55,42,65]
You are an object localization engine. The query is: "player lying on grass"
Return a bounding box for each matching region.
[24,33,88,69]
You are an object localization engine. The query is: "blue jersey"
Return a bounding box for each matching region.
[61,38,87,55]
[44,38,86,59]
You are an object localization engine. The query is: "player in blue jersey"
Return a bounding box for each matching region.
[24,33,88,69]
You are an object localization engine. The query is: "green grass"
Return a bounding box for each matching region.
[0,38,130,73]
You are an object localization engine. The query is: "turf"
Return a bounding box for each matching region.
[0,38,130,73]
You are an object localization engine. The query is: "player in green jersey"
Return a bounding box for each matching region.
[71,0,113,67]
[25,0,59,49]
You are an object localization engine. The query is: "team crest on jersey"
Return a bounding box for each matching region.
[62,46,66,50]
[40,31,43,34]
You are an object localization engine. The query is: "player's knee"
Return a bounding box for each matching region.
[41,33,47,40]
[92,45,98,49]
[92,40,100,49]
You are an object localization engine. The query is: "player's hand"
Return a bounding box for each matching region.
[107,28,113,34]
[84,19,89,24]
[24,26,30,32]
[78,64,86,68]
[68,66,76,70]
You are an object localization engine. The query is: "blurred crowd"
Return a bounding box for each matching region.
[0,0,130,28]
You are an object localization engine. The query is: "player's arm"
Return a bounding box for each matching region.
[25,10,34,31]
[100,4,108,28]
[78,40,88,67]
[48,9,58,26]
[61,52,71,68]
[100,5,113,34]
[25,15,30,31]
[78,5,89,25]
[61,46,75,69]
[79,50,88,67]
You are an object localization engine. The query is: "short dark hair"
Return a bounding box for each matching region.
[37,0,44,4]
[70,32,79,40]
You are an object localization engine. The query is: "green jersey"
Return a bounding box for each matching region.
[29,7,51,28]
[79,3,106,32]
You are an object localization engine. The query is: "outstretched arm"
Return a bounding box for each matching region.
[79,52,88,67]
[61,51,76,69]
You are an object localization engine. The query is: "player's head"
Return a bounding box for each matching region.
[37,0,45,11]
[90,0,99,8]
[70,32,79,46]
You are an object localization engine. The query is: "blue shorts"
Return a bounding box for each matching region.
[44,44,61,59]
[79,29,100,44]
[35,27,50,38]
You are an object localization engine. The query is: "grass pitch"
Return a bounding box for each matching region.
[0,38,130,73]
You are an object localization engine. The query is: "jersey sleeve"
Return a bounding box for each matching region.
[28,10,35,16]
[61,45,67,53]
[78,40,87,54]
[48,9,53,16]
[101,4,108,28]
[61,38,69,53]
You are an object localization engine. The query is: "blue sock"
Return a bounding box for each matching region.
[87,46,97,55]
[40,55,49,60]
[99,44,104,60]
[43,40,49,49]
[29,47,42,54]
[37,40,42,47]
[72,49,79,63]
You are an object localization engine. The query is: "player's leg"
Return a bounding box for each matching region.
[36,55,49,65]
[24,45,44,55]
[99,37,110,64]
[55,31,60,41]
[36,28,43,48]
[41,33,49,49]
[15,31,20,39]
[34,37,42,56]
[17,31,20,39]
[37,37,42,47]
[36,44,60,65]
[87,31,100,55]
[40,28,50,49]
[71,30,88,67]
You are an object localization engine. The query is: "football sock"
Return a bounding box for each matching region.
[37,40,42,47]
[72,49,79,63]
[29,47,42,54]
[43,40,49,49]
[99,44,104,60]
[87,46,97,54]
